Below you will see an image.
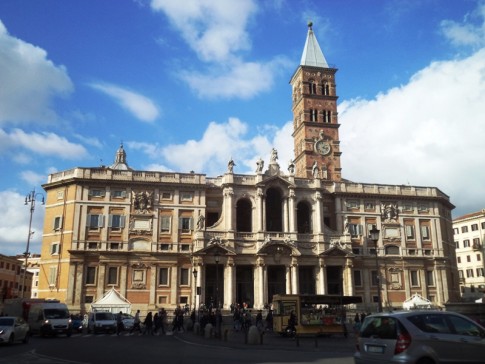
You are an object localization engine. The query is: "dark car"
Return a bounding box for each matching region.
[354,310,485,364]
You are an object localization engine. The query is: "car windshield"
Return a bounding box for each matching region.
[96,313,114,320]
[360,316,398,339]
[45,309,70,319]
[0,318,14,326]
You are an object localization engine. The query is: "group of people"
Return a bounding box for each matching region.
[232,306,273,332]
[122,308,169,336]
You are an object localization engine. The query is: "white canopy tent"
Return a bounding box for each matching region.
[90,288,131,313]
[403,293,433,310]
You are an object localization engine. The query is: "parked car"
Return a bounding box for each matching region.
[70,314,83,333]
[0,316,30,344]
[119,313,135,331]
[354,310,485,364]
[87,312,116,334]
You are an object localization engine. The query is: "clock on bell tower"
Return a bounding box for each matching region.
[290,22,342,181]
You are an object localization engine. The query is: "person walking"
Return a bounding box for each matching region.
[130,309,141,334]
[116,311,124,336]
[144,312,153,335]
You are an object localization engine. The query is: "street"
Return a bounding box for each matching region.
[0,330,356,364]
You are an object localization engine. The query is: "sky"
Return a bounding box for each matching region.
[1,0,484,256]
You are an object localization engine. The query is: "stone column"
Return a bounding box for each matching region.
[224,258,235,310]
[97,264,106,299]
[149,265,157,306]
[285,265,291,294]
[74,263,83,306]
[170,265,178,306]
[345,258,354,296]
[283,199,289,232]
[314,191,323,234]
[320,262,328,295]
[420,269,427,299]
[224,187,234,231]
[256,188,264,232]
[291,258,299,294]
[288,189,296,233]
[254,257,265,309]
[66,263,76,305]
[119,265,127,298]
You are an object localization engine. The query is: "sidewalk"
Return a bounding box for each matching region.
[173,323,356,353]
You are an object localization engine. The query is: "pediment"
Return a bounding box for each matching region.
[319,245,353,257]
[195,237,236,256]
[257,237,301,256]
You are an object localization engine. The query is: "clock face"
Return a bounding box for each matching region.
[315,141,331,155]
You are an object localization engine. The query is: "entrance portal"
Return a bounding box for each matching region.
[299,266,316,294]
[236,265,254,308]
[267,265,286,303]
[204,264,224,309]
[326,266,343,294]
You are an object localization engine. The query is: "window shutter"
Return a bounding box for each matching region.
[98,215,105,228]
[189,217,193,230]
[179,217,183,229]
[59,216,63,229]
[357,224,363,236]
[121,191,126,198]
[108,214,113,227]
[421,226,429,239]
[86,214,92,227]
[120,216,125,228]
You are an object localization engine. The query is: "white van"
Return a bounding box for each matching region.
[28,301,72,337]
[87,311,116,334]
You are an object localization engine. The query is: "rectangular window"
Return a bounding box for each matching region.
[461,226,468,233]
[109,242,120,250]
[455,241,460,249]
[161,192,172,200]
[180,268,189,286]
[111,190,126,198]
[467,255,471,262]
[179,296,188,304]
[179,217,193,233]
[458,270,464,279]
[477,268,484,277]
[410,270,419,286]
[401,203,413,212]
[349,224,363,237]
[108,214,125,229]
[482,222,485,229]
[107,267,118,285]
[478,254,482,261]
[87,214,104,229]
[158,296,167,304]
[48,266,57,286]
[353,270,362,287]
[418,204,429,212]
[89,189,105,197]
[421,225,430,240]
[310,109,317,122]
[85,266,97,285]
[426,270,434,286]
[88,242,98,250]
[466,269,474,278]
[160,216,172,233]
[346,200,359,209]
[453,228,459,235]
[181,192,193,201]
[365,202,375,210]
[473,238,481,248]
[405,225,415,240]
[180,244,190,252]
[84,296,94,304]
[471,224,479,231]
[159,267,169,286]
[50,243,60,255]
[53,216,63,231]
[464,239,470,247]
[457,256,461,263]
[159,243,171,251]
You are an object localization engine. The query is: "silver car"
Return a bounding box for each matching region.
[0,316,30,344]
[354,310,485,364]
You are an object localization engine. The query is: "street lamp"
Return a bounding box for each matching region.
[22,189,44,298]
[369,225,382,312]
[214,251,220,310]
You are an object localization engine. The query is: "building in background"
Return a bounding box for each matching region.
[453,209,485,301]
[37,24,459,314]
[0,254,33,304]
[16,254,41,299]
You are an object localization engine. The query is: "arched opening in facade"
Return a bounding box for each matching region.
[296,200,312,233]
[236,198,252,232]
[265,188,283,232]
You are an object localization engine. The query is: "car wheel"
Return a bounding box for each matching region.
[8,334,14,344]
[22,332,30,344]
[417,358,435,364]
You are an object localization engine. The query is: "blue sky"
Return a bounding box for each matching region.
[1,0,484,256]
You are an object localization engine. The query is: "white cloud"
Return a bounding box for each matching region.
[7,129,88,159]
[89,83,160,122]
[441,3,485,49]
[340,49,485,217]
[150,0,257,62]
[0,190,45,256]
[150,0,290,99]
[0,20,73,125]
[181,59,281,100]
[20,170,46,186]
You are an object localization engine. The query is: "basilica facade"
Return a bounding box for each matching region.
[37,24,460,314]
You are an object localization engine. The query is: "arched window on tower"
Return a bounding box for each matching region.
[323,110,332,123]
[236,198,252,232]
[309,80,317,95]
[310,109,318,122]
[296,201,312,233]
[265,188,283,232]
[324,83,330,96]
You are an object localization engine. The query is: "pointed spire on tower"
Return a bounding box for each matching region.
[300,21,329,68]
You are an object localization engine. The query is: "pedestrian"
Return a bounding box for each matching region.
[256,310,263,331]
[130,309,141,334]
[159,308,167,335]
[144,311,153,335]
[265,310,273,331]
[153,312,160,334]
[116,311,124,336]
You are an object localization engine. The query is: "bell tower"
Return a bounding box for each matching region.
[290,22,342,181]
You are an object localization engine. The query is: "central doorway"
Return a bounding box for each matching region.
[236,265,254,308]
[267,265,286,303]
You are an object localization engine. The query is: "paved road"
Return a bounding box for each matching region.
[0,328,357,364]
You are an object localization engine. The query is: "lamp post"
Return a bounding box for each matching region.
[22,189,44,298]
[192,268,198,314]
[214,251,220,310]
[370,225,382,312]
